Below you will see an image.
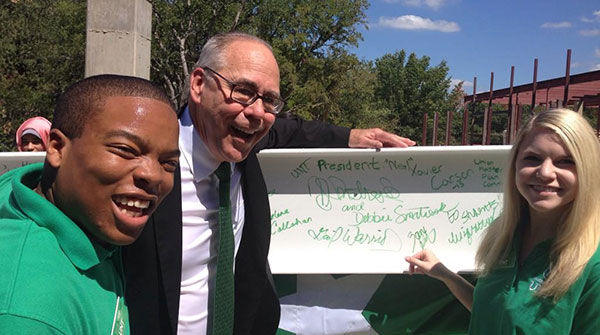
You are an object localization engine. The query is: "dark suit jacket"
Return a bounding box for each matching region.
[123,115,350,335]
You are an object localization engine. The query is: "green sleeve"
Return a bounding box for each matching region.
[571,262,600,334]
[0,314,64,335]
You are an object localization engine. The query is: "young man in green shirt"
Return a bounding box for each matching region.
[0,75,180,334]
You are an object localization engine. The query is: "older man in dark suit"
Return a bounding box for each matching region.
[123,32,414,335]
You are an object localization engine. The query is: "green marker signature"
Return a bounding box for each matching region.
[317,157,381,172]
[430,168,475,190]
[394,201,459,225]
[408,227,437,252]
[271,216,313,235]
[307,176,401,211]
[474,159,503,188]
[290,158,311,179]
[384,157,442,177]
[448,215,496,245]
[307,225,401,250]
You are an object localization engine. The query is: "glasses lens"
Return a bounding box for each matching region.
[231,85,284,114]
[231,86,255,103]
[268,99,284,114]
[261,96,277,112]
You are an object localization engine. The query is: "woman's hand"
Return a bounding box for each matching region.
[405,249,448,280]
[405,249,474,311]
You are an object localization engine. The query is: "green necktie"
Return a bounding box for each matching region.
[212,162,234,335]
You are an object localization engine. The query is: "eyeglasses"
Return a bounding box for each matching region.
[203,67,285,114]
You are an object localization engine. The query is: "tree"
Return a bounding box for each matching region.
[373,51,451,142]
[149,0,244,107]
[1,0,370,149]
[2,0,469,150]
[437,81,466,145]
[149,0,369,119]
[0,0,85,151]
[254,0,368,123]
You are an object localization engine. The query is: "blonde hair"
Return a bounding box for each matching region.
[476,108,600,300]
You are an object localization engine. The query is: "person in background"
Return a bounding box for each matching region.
[0,75,180,334]
[15,116,52,152]
[405,108,600,334]
[123,31,416,335]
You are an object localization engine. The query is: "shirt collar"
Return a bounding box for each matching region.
[179,106,231,182]
[11,163,117,271]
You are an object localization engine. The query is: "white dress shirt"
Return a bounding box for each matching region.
[177,108,245,335]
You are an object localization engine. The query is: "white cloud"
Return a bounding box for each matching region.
[596,48,600,58]
[451,78,472,88]
[378,15,460,32]
[580,29,600,36]
[540,21,571,29]
[400,0,447,10]
[581,10,600,23]
[581,11,600,23]
[591,64,600,71]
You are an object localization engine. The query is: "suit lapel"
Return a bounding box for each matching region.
[154,164,184,332]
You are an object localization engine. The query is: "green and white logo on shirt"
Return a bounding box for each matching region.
[111,296,128,335]
[529,267,551,291]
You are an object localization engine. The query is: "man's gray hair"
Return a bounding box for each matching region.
[181,32,273,106]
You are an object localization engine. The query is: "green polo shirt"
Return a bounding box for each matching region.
[470,231,600,334]
[0,163,129,334]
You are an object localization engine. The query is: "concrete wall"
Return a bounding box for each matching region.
[85,0,151,79]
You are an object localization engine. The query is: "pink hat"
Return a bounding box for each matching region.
[16,116,52,151]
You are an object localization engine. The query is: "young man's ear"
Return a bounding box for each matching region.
[45,129,70,169]
[189,67,206,105]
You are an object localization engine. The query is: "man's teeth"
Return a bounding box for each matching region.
[233,126,256,135]
[120,208,143,217]
[114,196,150,209]
[532,185,559,192]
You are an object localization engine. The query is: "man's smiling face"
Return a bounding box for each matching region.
[188,39,279,162]
[49,95,180,246]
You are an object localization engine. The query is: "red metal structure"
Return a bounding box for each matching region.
[464,70,600,109]
[461,49,600,145]
[423,50,600,146]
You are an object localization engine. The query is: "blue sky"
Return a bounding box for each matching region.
[350,0,600,93]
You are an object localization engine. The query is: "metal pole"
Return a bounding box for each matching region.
[462,77,476,145]
[484,72,494,145]
[597,109,599,138]
[563,49,571,107]
[433,112,439,146]
[445,109,453,145]
[531,58,538,113]
[461,102,468,145]
[507,66,515,144]
[422,113,428,146]
[471,77,477,145]
[516,101,522,132]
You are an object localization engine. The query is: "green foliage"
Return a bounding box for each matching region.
[0,0,85,151]
[464,102,516,145]
[149,0,370,121]
[1,0,469,149]
[582,107,599,136]
[255,0,369,123]
[373,50,452,142]
[426,81,466,146]
[149,0,246,106]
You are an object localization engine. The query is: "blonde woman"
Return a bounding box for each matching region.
[406,108,600,334]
